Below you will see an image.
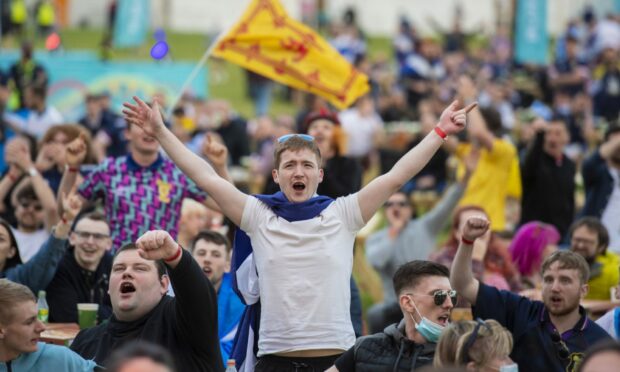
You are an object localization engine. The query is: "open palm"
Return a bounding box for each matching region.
[122,96,165,137]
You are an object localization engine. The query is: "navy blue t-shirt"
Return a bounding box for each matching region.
[473,283,612,372]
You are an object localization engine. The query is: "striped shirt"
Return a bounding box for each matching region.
[78,154,208,251]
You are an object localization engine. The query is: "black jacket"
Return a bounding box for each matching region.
[46,247,113,323]
[335,320,436,371]
[70,250,223,371]
[520,131,575,237]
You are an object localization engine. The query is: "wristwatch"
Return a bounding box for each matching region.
[28,167,38,177]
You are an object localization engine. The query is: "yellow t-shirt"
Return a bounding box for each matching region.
[586,251,620,300]
[456,139,522,231]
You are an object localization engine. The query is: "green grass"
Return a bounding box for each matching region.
[79,29,390,117]
[4,28,391,118]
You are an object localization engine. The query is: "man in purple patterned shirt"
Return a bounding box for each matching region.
[58,122,229,252]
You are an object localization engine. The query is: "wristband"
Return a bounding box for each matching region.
[164,244,183,262]
[66,165,79,173]
[434,126,448,140]
[461,236,475,245]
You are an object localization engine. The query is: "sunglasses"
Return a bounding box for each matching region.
[385,201,408,208]
[407,289,457,306]
[461,318,491,363]
[277,134,314,143]
[550,331,570,360]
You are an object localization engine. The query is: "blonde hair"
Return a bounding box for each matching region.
[181,198,208,219]
[0,279,36,323]
[434,319,513,369]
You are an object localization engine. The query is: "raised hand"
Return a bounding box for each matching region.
[461,216,490,243]
[438,100,478,136]
[202,133,229,168]
[5,138,33,171]
[65,134,88,167]
[61,185,83,222]
[135,230,178,261]
[531,117,547,133]
[122,96,166,137]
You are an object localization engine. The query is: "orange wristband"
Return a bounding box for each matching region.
[164,244,182,262]
[434,126,448,140]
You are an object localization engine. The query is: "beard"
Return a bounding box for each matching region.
[544,294,581,317]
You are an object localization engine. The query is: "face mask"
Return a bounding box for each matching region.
[408,296,445,343]
[500,364,519,372]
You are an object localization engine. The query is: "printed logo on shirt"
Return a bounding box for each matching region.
[157,179,171,203]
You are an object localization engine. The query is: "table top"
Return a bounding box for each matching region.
[40,323,80,346]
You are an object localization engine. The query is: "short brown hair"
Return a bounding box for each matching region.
[393,260,450,296]
[0,279,36,323]
[189,230,231,255]
[541,250,590,284]
[75,210,109,226]
[273,135,322,169]
[569,217,610,254]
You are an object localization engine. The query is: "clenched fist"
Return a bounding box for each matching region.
[135,230,179,262]
[461,217,490,243]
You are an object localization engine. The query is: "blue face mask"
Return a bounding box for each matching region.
[408,297,445,343]
[500,364,519,372]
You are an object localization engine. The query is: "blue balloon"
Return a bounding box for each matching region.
[150,41,169,60]
[154,28,166,41]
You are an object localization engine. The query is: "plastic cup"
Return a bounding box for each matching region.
[77,303,99,329]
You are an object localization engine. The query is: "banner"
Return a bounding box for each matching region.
[213,0,369,109]
[0,51,208,121]
[514,0,548,65]
[113,0,150,48]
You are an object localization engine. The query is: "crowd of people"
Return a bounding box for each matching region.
[1,3,620,372]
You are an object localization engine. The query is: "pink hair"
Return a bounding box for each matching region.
[509,222,561,276]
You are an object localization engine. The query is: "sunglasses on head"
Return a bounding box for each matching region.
[408,289,458,306]
[550,331,570,360]
[461,318,492,364]
[385,201,408,208]
[277,134,314,143]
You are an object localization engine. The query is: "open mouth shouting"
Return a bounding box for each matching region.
[202,266,213,277]
[119,282,136,298]
[437,314,450,326]
[292,182,306,192]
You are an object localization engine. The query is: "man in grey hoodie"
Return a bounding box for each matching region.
[365,158,474,333]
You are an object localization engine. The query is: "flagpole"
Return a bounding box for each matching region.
[165,30,226,118]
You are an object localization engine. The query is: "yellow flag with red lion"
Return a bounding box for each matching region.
[213,0,369,109]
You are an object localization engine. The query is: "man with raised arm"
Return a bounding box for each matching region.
[123,96,475,372]
[451,216,611,372]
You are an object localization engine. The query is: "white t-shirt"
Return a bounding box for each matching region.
[339,109,383,158]
[601,168,620,254]
[240,194,365,356]
[595,308,618,339]
[11,228,50,263]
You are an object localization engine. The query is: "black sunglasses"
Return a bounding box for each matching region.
[407,289,458,306]
[461,318,491,364]
[551,331,570,360]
